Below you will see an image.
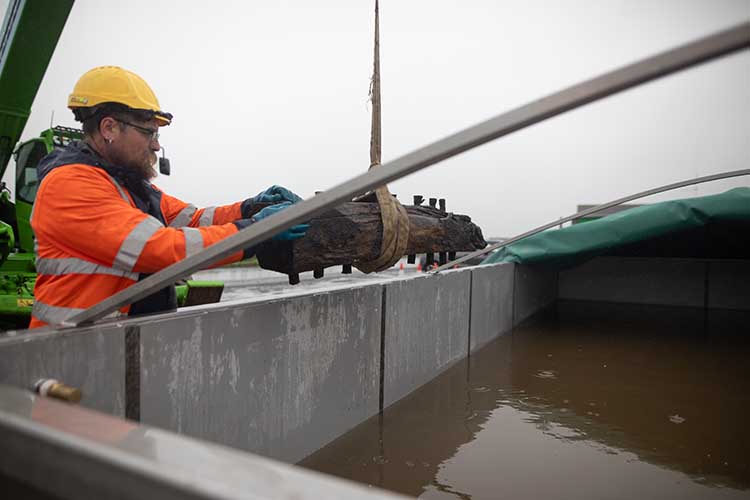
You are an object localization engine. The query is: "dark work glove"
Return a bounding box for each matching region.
[241,185,303,218]
[251,202,309,240]
[234,202,310,259]
[255,185,303,204]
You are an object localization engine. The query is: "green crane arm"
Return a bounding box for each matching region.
[0,0,74,179]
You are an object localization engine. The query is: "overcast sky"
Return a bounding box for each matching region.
[3,0,749,237]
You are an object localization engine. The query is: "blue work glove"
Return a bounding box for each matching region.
[241,186,303,218]
[253,185,303,204]
[234,202,310,243]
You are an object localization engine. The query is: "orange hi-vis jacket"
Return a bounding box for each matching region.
[30,143,245,328]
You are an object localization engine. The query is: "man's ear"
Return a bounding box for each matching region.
[98,116,119,142]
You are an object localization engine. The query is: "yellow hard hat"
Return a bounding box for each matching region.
[68,66,172,125]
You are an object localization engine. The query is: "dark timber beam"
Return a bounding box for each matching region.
[255,202,486,276]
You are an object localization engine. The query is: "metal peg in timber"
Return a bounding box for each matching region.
[429,198,437,208]
[407,254,416,264]
[342,264,352,274]
[439,252,447,265]
[448,251,456,260]
[288,273,300,285]
[439,198,446,211]
[426,253,435,267]
[413,195,424,206]
[314,267,324,279]
[35,379,82,404]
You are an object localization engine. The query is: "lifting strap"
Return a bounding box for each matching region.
[355,0,410,273]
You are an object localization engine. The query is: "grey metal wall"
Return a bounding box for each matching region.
[4,256,742,499]
[0,261,566,464]
[0,324,126,416]
[382,270,471,407]
[138,285,383,463]
[469,263,514,352]
[514,264,559,324]
[707,261,750,310]
[0,384,410,500]
[0,284,385,465]
[559,257,750,310]
[467,263,557,353]
[380,263,558,407]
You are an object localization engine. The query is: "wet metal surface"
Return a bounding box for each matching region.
[300,301,750,499]
[139,284,383,463]
[0,385,410,500]
[196,263,412,302]
[383,271,471,407]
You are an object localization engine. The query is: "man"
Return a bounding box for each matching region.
[30,66,308,328]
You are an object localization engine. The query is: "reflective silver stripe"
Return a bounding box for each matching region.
[199,207,216,226]
[169,205,198,228]
[36,257,139,280]
[181,228,204,257]
[114,216,164,271]
[32,299,121,325]
[32,300,84,325]
[107,175,130,203]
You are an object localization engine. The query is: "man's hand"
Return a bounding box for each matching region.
[235,202,310,242]
[253,185,303,204]
[241,185,303,218]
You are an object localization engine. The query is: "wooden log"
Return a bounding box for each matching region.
[254,201,486,275]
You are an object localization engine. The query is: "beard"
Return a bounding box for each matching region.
[111,149,157,181]
[137,153,158,181]
[102,146,158,203]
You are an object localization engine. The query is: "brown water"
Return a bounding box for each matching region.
[300,301,750,499]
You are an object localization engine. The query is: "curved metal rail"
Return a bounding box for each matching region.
[432,168,750,272]
[64,21,750,327]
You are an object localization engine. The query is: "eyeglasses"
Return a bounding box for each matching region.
[116,119,160,142]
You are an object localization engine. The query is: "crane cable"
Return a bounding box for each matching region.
[355,0,410,273]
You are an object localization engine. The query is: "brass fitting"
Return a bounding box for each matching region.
[35,379,82,404]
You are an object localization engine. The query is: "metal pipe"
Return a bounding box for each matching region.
[63,22,750,327]
[432,168,750,272]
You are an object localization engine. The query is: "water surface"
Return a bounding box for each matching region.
[301,302,750,499]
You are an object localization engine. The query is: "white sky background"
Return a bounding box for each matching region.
[3,0,749,237]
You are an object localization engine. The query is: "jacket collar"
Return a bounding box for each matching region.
[37,140,153,201]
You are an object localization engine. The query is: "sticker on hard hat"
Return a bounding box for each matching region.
[69,96,89,104]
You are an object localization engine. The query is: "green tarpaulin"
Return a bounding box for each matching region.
[483,187,750,270]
